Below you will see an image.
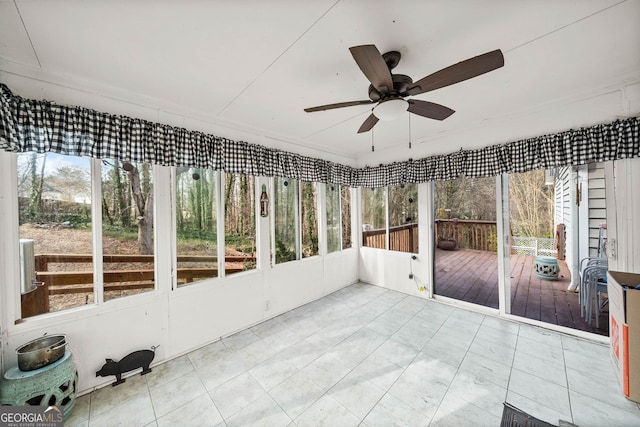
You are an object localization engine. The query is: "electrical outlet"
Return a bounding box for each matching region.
[264,300,271,311]
[607,238,616,258]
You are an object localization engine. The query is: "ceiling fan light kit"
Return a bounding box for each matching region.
[373,98,408,121]
[304,45,504,134]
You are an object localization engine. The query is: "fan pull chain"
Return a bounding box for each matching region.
[371,129,375,152]
[408,114,412,149]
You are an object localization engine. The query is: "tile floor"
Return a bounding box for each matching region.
[65,283,640,426]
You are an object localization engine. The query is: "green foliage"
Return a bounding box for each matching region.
[178,228,217,241]
[242,260,257,270]
[18,198,92,226]
[487,228,498,252]
[275,238,296,264]
[102,224,138,241]
[225,233,255,254]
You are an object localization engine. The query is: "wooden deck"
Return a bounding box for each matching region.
[434,248,608,336]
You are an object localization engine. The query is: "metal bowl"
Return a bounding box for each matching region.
[16,334,67,371]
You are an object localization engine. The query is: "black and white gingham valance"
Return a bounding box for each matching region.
[1,83,639,187]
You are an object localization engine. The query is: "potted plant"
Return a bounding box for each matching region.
[437,218,458,250]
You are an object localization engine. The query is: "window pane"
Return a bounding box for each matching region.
[300,181,318,258]
[274,177,298,263]
[389,184,418,253]
[361,187,386,249]
[326,184,340,253]
[17,153,93,318]
[101,160,155,301]
[341,186,352,249]
[176,168,218,286]
[224,173,257,275]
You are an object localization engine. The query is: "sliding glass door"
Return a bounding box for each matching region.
[433,176,499,309]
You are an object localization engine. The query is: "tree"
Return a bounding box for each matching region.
[509,169,554,237]
[362,187,386,229]
[102,160,154,254]
[113,162,130,228]
[388,184,418,227]
[224,173,236,234]
[274,178,296,261]
[123,162,154,255]
[27,153,46,219]
[301,181,318,256]
[340,186,352,248]
[434,175,496,220]
[50,166,90,203]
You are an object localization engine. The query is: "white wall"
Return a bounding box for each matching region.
[0,73,359,394]
[605,158,640,274]
[358,183,431,297]
[0,147,359,394]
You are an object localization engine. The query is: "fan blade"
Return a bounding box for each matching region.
[349,45,394,94]
[405,49,504,96]
[357,114,379,133]
[407,100,455,121]
[304,100,374,113]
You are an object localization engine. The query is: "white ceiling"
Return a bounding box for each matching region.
[1,0,639,167]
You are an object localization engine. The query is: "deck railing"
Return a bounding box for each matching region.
[34,253,256,294]
[362,223,419,253]
[435,219,498,252]
[363,220,555,256]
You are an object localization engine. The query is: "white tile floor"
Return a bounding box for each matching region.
[66,283,640,427]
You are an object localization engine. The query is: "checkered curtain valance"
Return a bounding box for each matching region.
[1,84,638,187]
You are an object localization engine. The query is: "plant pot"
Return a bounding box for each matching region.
[437,239,457,251]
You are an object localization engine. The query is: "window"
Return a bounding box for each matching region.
[300,181,318,258]
[326,184,340,253]
[175,168,218,287]
[341,186,352,249]
[274,177,298,264]
[17,153,94,317]
[101,160,155,300]
[388,183,418,253]
[361,187,387,249]
[15,153,160,319]
[224,173,257,275]
[327,184,351,253]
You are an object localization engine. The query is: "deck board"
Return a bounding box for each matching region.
[434,248,608,336]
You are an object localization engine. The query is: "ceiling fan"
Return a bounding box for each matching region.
[304,45,504,133]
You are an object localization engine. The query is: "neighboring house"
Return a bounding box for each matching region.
[554,163,607,290]
[40,183,63,202]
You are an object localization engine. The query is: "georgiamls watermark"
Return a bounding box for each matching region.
[0,406,63,427]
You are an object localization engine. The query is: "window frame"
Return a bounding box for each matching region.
[5,153,164,324]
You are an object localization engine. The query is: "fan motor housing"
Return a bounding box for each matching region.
[368,74,413,101]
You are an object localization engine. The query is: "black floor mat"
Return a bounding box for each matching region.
[500,402,557,427]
